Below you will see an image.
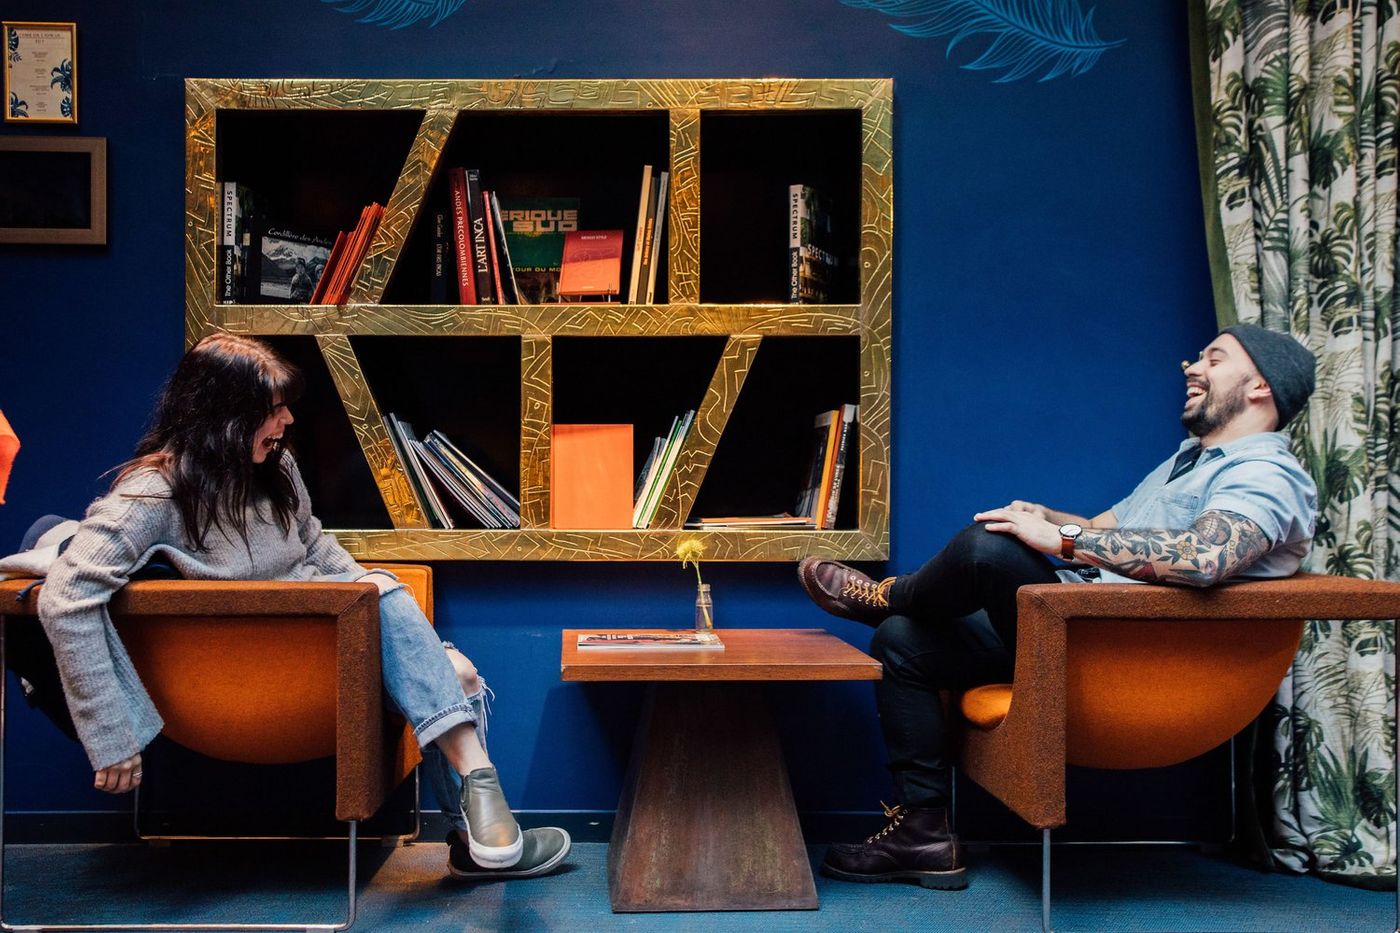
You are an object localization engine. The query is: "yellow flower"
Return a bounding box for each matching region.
[676,538,705,568]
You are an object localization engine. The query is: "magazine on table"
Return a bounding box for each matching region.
[576,631,723,650]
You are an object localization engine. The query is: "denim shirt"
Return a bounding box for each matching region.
[1063,432,1318,586]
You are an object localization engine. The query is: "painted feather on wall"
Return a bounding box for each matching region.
[320,0,467,30]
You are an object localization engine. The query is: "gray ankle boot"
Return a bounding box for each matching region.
[461,766,523,869]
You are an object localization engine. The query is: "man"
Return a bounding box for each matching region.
[798,324,1319,890]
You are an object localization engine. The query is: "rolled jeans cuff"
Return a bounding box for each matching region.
[413,702,475,748]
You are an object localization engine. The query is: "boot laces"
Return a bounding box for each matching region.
[840,576,891,608]
[865,801,905,843]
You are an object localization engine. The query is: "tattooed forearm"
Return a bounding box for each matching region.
[1073,510,1271,587]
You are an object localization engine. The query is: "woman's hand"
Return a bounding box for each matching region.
[94,753,142,794]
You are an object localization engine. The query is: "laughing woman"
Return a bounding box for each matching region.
[37,333,568,880]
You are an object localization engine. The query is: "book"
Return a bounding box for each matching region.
[448,168,477,303]
[430,207,450,304]
[576,631,723,650]
[634,177,660,305]
[811,409,844,529]
[633,435,664,504]
[634,409,695,529]
[309,232,347,305]
[319,203,384,305]
[416,439,501,528]
[465,169,495,304]
[800,409,828,523]
[627,165,653,303]
[257,225,333,303]
[499,197,580,303]
[552,424,635,529]
[388,415,452,529]
[788,184,838,304]
[685,513,811,528]
[558,230,624,300]
[483,191,507,304]
[644,171,669,303]
[424,430,520,527]
[382,413,432,528]
[488,191,521,304]
[219,182,256,304]
[822,403,859,529]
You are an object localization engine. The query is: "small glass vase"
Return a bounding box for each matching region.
[695,583,714,632]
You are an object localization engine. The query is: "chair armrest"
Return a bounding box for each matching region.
[1020,572,1400,621]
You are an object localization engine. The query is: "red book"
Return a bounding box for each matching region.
[557,230,624,300]
[311,232,347,305]
[483,191,506,304]
[448,169,478,303]
[333,204,384,305]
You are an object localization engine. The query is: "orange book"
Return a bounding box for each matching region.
[551,424,634,529]
[557,230,624,299]
[812,409,842,529]
[310,232,347,304]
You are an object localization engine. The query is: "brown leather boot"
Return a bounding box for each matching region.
[797,557,895,625]
[821,804,967,889]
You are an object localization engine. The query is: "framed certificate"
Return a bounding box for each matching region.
[4,21,77,125]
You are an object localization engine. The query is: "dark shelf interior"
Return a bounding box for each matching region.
[353,337,522,528]
[700,110,862,305]
[217,109,423,247]
[264,336,392,530]
[384,111,670,305]
[552,337,727,484]
[693,337,861,525]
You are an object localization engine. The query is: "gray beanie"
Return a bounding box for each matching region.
[1220,324,1316,428]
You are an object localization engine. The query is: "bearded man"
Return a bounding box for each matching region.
[798,323,1319,890]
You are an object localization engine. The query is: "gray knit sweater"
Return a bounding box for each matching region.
[37,456,376,770]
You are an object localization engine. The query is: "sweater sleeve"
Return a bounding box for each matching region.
[36,474,170,770]
[285,455,363,578]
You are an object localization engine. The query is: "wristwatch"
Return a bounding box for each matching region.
[1058,522,1083,560]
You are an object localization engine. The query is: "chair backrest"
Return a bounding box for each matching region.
[1064,617,1303,769]
[114,564,433,765]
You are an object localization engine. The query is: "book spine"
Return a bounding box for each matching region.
[448,169,477,304]
[644,171,668,304]
[627,165,653,303]
[813,409,842,529]
[788,184,804,303]
[465,169,496,303]
[635,177,660,305]
[483,191,506,305]
[430,208,448,304]
[220,182,237,304]
[822,405,858,529]
[488,192,520,304]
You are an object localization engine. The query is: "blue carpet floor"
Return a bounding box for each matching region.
[0,840,1390,931]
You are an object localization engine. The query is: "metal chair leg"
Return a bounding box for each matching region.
[0,623,359,932]
[1042,828,1052,933]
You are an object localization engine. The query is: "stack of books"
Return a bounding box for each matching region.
[788,183,839,304]
[633,410,696,528]
[444,167,524,305]
[384,413,520,529]
[313,202,385,305]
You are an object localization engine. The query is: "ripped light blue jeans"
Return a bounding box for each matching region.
[378,586,478,831]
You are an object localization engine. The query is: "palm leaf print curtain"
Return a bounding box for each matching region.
[1190,0,1399,886]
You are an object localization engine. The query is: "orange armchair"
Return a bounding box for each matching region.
[954,572,1400,932]
[0,562,434,932]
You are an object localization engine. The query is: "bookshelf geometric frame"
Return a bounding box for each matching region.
[184,78,892,561]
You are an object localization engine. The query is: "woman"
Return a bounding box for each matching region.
[37,333,568,880]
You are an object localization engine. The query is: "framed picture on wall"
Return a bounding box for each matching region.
[0,136,106,245]
[4,21,77,125]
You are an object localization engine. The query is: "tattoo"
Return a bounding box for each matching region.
[1074,510,1271,587]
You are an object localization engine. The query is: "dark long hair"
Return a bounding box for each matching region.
[116,334,305,550]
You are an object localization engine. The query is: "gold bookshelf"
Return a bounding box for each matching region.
[184,78,892,562]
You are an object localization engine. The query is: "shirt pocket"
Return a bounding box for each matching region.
[1157,492,1201,528]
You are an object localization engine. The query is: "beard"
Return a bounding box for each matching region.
[1181,373,1250,437]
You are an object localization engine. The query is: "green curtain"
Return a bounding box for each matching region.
[1191,0,1400,886]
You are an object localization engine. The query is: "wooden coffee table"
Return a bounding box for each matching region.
[561,628,881,912]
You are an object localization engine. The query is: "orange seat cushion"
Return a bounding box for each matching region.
[960,684,1012,730]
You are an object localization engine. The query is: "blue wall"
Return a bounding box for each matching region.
[0,1,1219,827]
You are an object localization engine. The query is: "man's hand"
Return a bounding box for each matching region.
[94,753,142,794]
[974,507,1062,554]
[1004,500,1050,520]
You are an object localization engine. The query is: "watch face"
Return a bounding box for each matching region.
[1060,523,1083,537]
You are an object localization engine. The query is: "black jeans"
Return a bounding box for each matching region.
[869,523,1060,809]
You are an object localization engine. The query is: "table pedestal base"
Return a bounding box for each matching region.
[607,682,818,912]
